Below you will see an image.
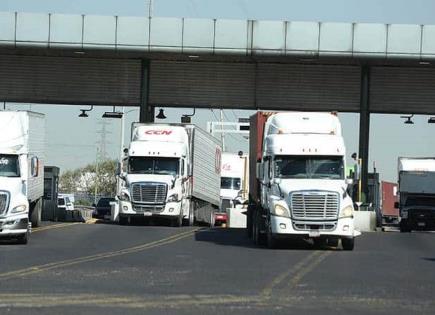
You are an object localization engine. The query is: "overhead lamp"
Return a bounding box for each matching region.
[78,105,93,118]
[400,114,414,124]
[102,106,123,118]
[78,110,88,118]
[156,109,166,119]
[181,108,196,123]
[428,117,435,124]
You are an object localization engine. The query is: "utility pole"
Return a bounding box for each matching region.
[220,109,225,151]
[96,120,112,160]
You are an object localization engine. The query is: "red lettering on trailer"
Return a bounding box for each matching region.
[145,130,173,135]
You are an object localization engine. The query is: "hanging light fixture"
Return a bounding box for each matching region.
[400,114,414,125]
[78,105,94,118]
[156,109,166,119]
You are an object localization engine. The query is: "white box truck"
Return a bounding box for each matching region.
[248,112,357,250]
[397,157,435,232]
[117,123,221,227]
[0,111,45,244]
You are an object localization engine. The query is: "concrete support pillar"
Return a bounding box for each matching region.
[359,66,370,200]
[139,59,154,123]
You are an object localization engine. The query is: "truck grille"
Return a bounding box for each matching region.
[0,192,9,216]
[131,182,167,204]
[290,191,339,220]
[133,204,165,213]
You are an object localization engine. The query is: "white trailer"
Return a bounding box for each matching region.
[0,111,45,244]
[117,123,221,227]
[397,157,435,232]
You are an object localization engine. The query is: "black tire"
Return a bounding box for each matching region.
[253,210,266,246]
[247,205,254,238]
[119,216,128,225]
[30,199,42,228]
[342,238,355,251]
[17,232,28,245]
[172,212,183,227]
[400,220,411,233]
[183,201,195,226]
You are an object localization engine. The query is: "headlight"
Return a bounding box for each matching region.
[11,204,27,213]
[119,192,130,201]
[340,205,354,218]
[273,204,290,217]
[167,193,179,202]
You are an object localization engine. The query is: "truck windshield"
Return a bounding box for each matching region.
[0,154,20,177]
[129,157,179,176]
[405,196,435,207]
[221,177,241,190]
[274,155,344,179]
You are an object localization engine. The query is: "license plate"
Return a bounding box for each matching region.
[143,212,152,217]
[418,222,426,227]
[309,230,320,238]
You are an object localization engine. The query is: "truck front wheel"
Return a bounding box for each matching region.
[341,237,355,251]
[30,199,42,228]
[16,232,29,245]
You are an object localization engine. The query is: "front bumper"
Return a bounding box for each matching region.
[0,214,29,237]
[119,200,182,218]
[270,215,356,238]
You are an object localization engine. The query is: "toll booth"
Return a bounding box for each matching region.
[42,166,60,221]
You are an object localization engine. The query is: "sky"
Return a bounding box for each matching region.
[2,0,435,182]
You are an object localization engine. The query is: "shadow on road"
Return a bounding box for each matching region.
[422,257,435,262]
[194,227,336,250]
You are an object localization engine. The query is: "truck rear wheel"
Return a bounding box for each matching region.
[30,199,42,228]
[341,238,355,251]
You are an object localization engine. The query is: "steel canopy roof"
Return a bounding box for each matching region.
[0,12,434,65]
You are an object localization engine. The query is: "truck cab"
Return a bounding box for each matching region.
[0,153,34,243]
[250,112,357,250]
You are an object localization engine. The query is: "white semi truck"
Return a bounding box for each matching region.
[248,112,357,250]
[0,111,45,244]
[220,152,248,211]
[397,157,435,232]
[117,123,222,227]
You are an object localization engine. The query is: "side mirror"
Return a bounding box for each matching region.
[120,172,127,180]
[92,203,96,207]
[394,201,399,209]
[345,178,353,185]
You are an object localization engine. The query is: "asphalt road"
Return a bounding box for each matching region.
[1,221,435,315]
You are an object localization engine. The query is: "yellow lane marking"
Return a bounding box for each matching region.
[32,222,82,233]
[261,251,321,298]
[0,293,258,309]
[260,250,331,299]
[0,228,200,281]
[0,293,433,312]
[286,250,332,290]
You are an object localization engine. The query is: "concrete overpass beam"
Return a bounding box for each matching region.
[139,59,154,123]
[359,66,370,200]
